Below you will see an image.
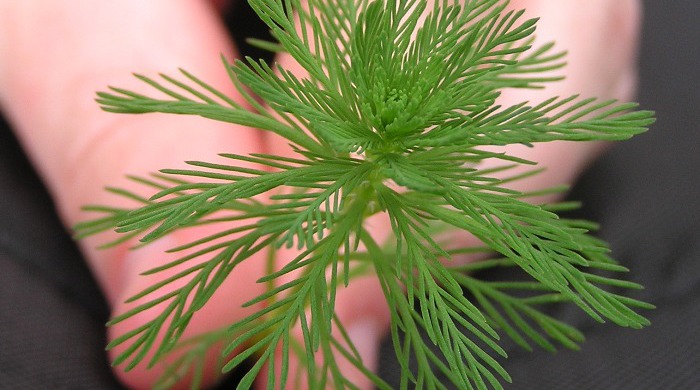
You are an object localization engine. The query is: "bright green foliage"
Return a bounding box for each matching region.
[76,0,655,389]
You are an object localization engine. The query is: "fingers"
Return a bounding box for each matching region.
[1,1,267,388]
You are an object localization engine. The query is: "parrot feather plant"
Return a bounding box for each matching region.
[76,0,655,389]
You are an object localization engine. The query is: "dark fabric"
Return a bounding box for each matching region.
[0,117,120,388]
[1,1,698,389]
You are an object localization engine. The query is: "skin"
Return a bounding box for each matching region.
[0,0,641,389]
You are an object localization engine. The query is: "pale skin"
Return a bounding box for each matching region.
[0,1,641,389]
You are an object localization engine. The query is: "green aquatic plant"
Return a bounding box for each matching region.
[76,0,655,388]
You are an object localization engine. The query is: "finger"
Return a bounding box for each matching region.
[484,0,644,200]
[1,1,267,388]
[256,272,390,390]
[506,0,642,100]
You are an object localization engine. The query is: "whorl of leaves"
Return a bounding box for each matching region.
[78,0,654,389]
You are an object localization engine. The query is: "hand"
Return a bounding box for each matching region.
[1,1,266,387]
[0,0,641,389]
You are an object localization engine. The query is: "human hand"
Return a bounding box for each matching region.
[0,0,641,389]
[0,1,267,387]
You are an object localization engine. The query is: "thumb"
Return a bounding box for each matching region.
[1,1,266,389]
